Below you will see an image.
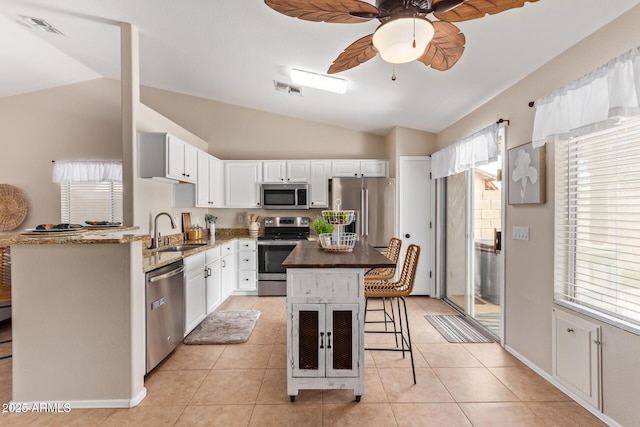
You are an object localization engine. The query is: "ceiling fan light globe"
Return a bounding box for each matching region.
[372,17,434,64]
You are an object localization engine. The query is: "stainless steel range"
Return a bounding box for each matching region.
[257,217,310,296]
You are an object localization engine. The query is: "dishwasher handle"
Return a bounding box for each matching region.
[148,266,185,283]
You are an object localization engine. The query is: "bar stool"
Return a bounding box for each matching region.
[364,244,420,384]
[364,237,402,333]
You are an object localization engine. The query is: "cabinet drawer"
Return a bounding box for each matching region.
[237,251,256,270]
[237,240,256,251]
[289,271,360,298]
[222,243,234,256]
[237,271,257,290]
[184,251,206,272]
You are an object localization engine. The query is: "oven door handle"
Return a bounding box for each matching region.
[257,240,303,246]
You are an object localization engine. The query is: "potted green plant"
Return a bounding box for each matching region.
[310,216,335,247]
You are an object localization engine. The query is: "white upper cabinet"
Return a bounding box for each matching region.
[331,160,387,177]
[224,161,262,207]
[196,151,224,207]
[139,132,197,183]
[263,160,310,183]
[309,160,331,208]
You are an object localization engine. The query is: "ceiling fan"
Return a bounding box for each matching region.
[264,0,539,74]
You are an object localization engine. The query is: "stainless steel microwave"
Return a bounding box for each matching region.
[261,183,309,210]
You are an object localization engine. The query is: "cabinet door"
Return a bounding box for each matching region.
[224,161,262,207]
[292,304,326,377]
[209,156,224,207]
[263,161,286,182]
[331,160,360,177]
[167,135,186,180]
[183,143,198,183]
[221,247,236,298]
[196,150,210,207]
[360,160,387,177]
[309,160,331,208]
[185,267,207,336]
[287,161,310,182]
[325,304,359,377]
[205,258,222,314]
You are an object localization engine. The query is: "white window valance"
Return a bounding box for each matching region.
[52,161,122,183]
[431,123,499,179]
[532,45,640,148]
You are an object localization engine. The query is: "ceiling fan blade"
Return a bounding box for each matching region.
[417,21,465,71]
[328,34,377,74]
[431,0,465,14]
[264,0,379,23]
[433,0,539,22]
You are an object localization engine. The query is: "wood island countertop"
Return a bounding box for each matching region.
[282,240,395,269]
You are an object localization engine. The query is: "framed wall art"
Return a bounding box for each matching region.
[508,142,546,205]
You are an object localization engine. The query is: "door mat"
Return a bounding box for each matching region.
[184,310,260,345]
[425,315,494,343]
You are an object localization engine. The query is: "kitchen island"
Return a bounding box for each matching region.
[282,240,394,402]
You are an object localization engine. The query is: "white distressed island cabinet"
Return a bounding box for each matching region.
[282,241,394,402]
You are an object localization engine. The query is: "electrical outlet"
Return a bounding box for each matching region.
[512,226,530,241]
[237,215,244,224]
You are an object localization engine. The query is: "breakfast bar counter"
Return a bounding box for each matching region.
[282,240,394,402]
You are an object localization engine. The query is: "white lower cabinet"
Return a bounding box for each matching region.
[552,308,601,409]
[221,242,236,299]
[287,268,364,401]
[291,303,359,378]
[236,239,257,292]
[184,252,207,336]
[205,247,222,314]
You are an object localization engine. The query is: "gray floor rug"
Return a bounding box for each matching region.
[425,314,494,343]
[184,310,260,345]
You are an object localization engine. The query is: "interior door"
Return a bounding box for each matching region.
[399,156,435,295]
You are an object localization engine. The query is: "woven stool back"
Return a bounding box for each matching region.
[365,244,420,298]
[364,237,402,281]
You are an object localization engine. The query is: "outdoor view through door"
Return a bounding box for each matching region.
[442,129,505,340]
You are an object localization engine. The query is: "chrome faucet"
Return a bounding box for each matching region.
[152,212,177,249]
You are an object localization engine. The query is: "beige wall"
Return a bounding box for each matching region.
[437,6,640,426]
[0,79,122,232]
[140,87,386,160]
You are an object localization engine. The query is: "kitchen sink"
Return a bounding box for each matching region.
[155,244,207,252]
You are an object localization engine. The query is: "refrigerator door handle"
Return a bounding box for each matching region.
[362,187,369,236]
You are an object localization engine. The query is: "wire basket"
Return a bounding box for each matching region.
[321,210,355,225]
[319,232,357,252]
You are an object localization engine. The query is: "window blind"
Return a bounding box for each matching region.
[555,117,640,330]
[60,182,123,224]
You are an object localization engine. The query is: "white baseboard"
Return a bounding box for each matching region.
[9,387,147,410]
[504,345,620,427]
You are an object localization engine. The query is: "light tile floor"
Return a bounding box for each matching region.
[0,296,606,426]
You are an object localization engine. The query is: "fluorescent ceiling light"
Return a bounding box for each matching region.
[290,69,347,94]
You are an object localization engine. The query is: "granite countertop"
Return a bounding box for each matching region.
[0,227,259,273]
[0,226,144,245]
[282,240,395,269]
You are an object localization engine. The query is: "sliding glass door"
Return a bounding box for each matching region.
[441,129,505,340]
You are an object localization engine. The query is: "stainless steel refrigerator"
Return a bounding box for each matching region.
[329,177,396,249]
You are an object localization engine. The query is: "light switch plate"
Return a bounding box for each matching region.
[513,226,530,241]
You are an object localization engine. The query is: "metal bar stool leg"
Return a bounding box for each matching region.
[399,296,416,384]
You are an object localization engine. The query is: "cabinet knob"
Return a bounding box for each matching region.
[405,233,411,238]
[567,328,574,333]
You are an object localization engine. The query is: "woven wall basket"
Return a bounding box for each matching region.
[0,184,28,231]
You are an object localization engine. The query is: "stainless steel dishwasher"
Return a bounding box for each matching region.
[146,260,185,373]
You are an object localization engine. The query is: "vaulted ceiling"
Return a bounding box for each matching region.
[1,0,639,135]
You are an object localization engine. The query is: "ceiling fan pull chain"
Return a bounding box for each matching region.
[412,15,417,48]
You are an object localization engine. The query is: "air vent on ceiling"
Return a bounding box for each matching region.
[273,80,302,96]
[18,16,64,35]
